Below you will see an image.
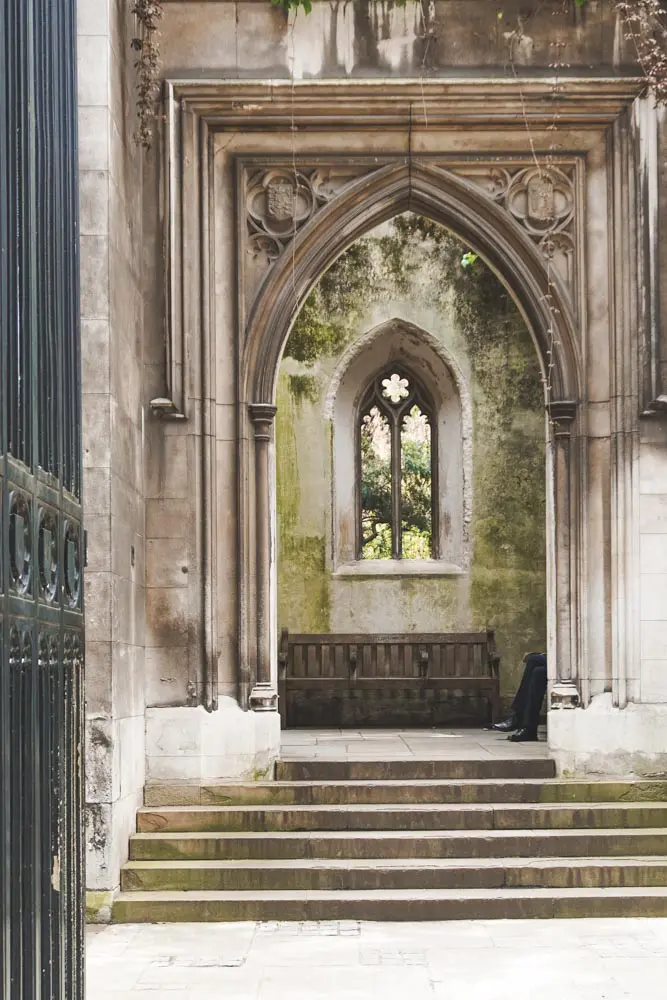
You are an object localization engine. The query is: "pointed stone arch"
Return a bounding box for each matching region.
[242,160,582,408]
[324,317,474,572]
[241,158,582,717]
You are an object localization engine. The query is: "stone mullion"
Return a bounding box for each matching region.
[391,410,402,560]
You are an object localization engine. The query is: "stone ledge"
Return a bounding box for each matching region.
[334,560,465,579]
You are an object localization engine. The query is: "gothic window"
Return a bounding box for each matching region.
[358,368,436,560]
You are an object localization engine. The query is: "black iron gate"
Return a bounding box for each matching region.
[1,0,84,998]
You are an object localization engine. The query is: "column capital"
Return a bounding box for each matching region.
[249,402,277,423]
[249,403,277,442]
[548,400,577,436]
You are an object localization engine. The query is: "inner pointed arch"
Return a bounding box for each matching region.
[244,161,581,410]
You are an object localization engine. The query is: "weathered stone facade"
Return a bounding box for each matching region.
[79,0,667,907]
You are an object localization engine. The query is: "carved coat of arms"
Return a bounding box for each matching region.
[527,175,555,223]
[266,178,295,223]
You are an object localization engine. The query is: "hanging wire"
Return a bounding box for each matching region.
[289,6,299,312]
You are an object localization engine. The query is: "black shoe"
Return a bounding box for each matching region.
[490,715,519,732]
[508,727,539,742]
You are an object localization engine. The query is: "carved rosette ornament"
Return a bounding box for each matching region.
[247,169,314,244]
[449,164,577,300]
[243,164,375,304]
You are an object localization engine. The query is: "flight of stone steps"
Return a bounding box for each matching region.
[114,756,667,921]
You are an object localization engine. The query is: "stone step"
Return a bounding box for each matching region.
[135,802,667,834]
[144,779,667,808]
[112,886,667,923]
[121,857,667,893]
[275,759,557,781]
[128,827,667,861]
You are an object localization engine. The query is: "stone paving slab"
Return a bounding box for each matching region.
[87,918,667,999]
[279,728,549,761]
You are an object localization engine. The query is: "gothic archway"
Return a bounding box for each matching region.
[242,161,582,406]
[239,160,583,720]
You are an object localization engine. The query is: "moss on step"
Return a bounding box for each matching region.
[86,890,115,924]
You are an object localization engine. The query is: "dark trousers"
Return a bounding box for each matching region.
[511,652,547,731]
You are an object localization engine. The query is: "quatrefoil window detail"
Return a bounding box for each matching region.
[381,373,410,404]
[359,368,435,560]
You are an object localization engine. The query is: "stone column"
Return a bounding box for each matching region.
[248,404,279,712]
[549,401,581,710]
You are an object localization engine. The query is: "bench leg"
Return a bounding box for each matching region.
[278,671,287,729]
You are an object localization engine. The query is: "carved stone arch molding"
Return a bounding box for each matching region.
[157,78,651,721]
[241,158,584,713]
[243,160,583,407]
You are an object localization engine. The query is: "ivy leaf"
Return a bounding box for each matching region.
[273,0,313,10]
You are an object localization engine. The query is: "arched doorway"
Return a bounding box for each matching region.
[274,215,549,726]
[240,162,583,722]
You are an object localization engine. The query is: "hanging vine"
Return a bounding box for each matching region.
[617,0,667,105]
[131,0,163,148]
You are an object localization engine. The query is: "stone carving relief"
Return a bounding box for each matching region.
[241,159,580,318]
[242,165,376,311]
[448,163,578,302]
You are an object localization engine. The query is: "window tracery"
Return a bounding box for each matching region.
[358,368,436,560]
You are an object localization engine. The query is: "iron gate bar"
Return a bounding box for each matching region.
[0,0,84,997]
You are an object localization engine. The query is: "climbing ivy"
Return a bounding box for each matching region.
[380,216,544,424]
[288,214,542,427]
[284,241,379,364]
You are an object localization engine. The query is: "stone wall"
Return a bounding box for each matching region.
[79,0,146,916]
[276,221,547,707]
[78,0,667,913]
[158,0,635,79]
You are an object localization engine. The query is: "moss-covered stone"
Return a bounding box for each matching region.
[276,375,299,534]
[279,535,330,632]
[276,213,546,693]
[86,890,115,924]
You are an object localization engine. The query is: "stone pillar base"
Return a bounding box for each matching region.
[86,891,116,925]
[145,698,281,784]
[249,682,278,712]
[550,681,581,710]
[549,693,667,777]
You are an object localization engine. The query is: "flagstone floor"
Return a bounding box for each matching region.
[87,917,667,999]
[88,728,662,998]
[278,726,549,760]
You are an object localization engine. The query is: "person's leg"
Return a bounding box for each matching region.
[491,653,545,732]
[511,653,545,717]
[509,662,547,742]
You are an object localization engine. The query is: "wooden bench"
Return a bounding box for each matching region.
[278,629,501,729]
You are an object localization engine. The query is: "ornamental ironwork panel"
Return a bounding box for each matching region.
[1,0,84,998]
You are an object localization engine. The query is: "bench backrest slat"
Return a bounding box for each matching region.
[278,629,501,727]
[281,631,494,679]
